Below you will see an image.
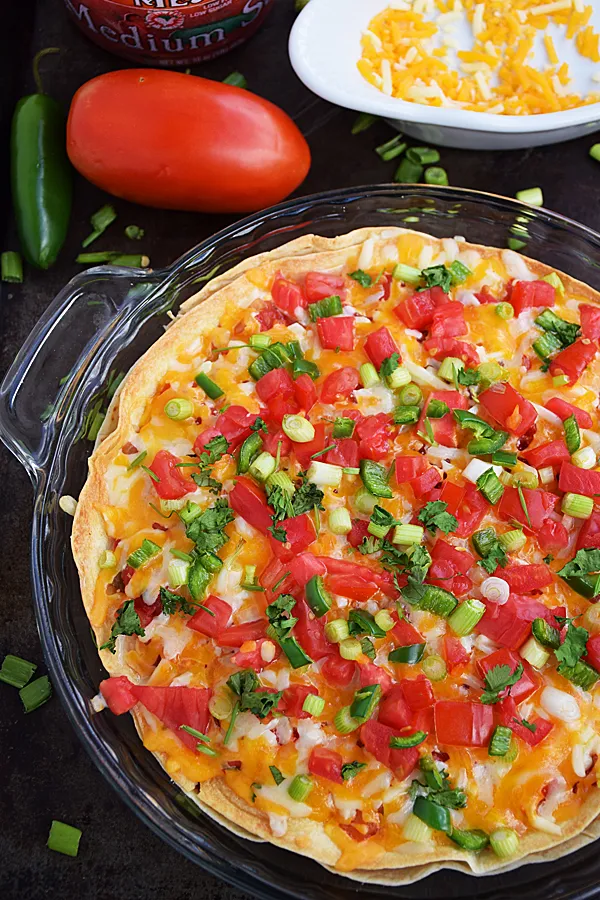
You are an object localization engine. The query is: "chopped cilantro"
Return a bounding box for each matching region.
[477,537,508,574]
[558,548,600,579]
[417,500,458,535]
[380,352,401,379]
[226,668,282,719]
[358,535,384,555]
[420,264,452,293]
[250,417,268,434]
[292,475,325,516]
[265,593,298,640]
[456,367,481,387]
[480,663,523,705]
[349,269,372,288]
[159,587,199,617]
[555,621,589,669]
[100,600,145,653]
[185,498,234,555]
[266,484,294,523]
[268,524,288,543]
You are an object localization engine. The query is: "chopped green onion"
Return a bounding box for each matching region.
[498,529,526,552]
[519,636,550,669]
[354,485,378,514]
[558,659,599,690]
[450,828,489,852]
[351,112,378,134]
[476,469,504,505]
[249,333,271,351]
[222,71,247,88]
[0,654,37,688]
[424,166,448,186]
[329,508,352,535]
[393,524,424,545]
[490,828,519,859]
[564,414,581,455]
[333,417,355,438]
[180,724,210,742]
[375,135,407,161]
[437,356,463,382]
[127,539,161,569]
[403,813,432,843]
[387,365,412,390]
[590,143,600,162]
[395,157,423,184]
[325,619,350,643]
[302,693,325,716]
[448,598,486,636]
[164,398,194,421]
[562,492,593,519]
[249,451,277,483]
[389,643,425,664]
[407,146,440,165]
[390,730,427,748]
[82,204,117,248]
[515,187,543,207]
[495,302,514,320]
[98,550,116,569]
[223,701,240,744]
[359,460,393,499]
[124,225,144,240]
[288,774,313,802]
[397,383,423,406]
[196,744,219,757]
[448,260,471,285]
[542,272,564,294]
[195,372,224,400]
[492,450,517,468]
[488,725,513,758]
[266,471,295,499]
[20,675,52,712]
[413,796,451,834]
[306,460,342,488]
[571,446,596,469]
[209,690,234,720]
[359,362,380,388]
[282,414,315,443]
[421,654,446,682]
[374,609,395,632]
[127,450,147,471]
[308,295,343,322]
[339,638,363,660]
[478,361,503,386]
[553,374,570,387]
[47,820,82,857]
[392,262,422,285]
[1,251,23,283]
[168,558,190,589]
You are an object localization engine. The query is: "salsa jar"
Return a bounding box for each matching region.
[63,0,274,66]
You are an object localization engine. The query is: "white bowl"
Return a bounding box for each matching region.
[289,0,600,150]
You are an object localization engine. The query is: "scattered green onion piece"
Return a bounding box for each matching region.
[376,135,407,161]
[564,414,581,455]
[282,414,315,444]
[590,143,600,162]
[389,643,425,664]
[374,609,395,632]
[325,619,350,643]
[266,471,295,498]
[339,638,363,661]
[437,356,463,382]
[397,383,423,406]
[351,112,378,134]
[223,701,240,745]
[127,450,147,471]
[553,374,570,387]
[333,417,355,438]
[450,828,489,852]
[393,524,424,545]
[308,295,343,321]
[222,71,247,88]
[329,508,352,535]
[542,271,564,294]
[424,166,448,186]
[20,675,52,713]
[180,724,211,742]
[82,204,117,248]
[495,302,514,320]
[488,725,513,757]
[288,774,313,802]
[478,361,503,386]
[302,693,325,716]
[249,451,277,483]
[407,146,440,165]
[392,262,422,284]
[209,690,234,720]
[124,225,144,240]
[490,828,519,859]
[413,796,451,834]
[164,398,194,421]
[0,654,37,688]
[195,372,224,400]
[516,187,543,207]
[127,539,161,569]
[359,460,393,499]
[449,260,471,285]
[196,743,219,757]
[168,558,190,589]
[492,450,517,468]
[390,730,427,748]
[421,654,446,682]
[562,492,593,519]
[1,251,23,283]
[359,362,380,388]
[572,446,596,469]
[47,820,82,857]
[519,636,550,669]
[403,813,432,843]
[507,238,527,251]
[448,598,486,636]
[354,485,378,514]
[306,460,342,488]
[386,365,411,390]
[249,333,271,351]
[498,529,526,552]
[98,550,116,570]
[476,469,504,505]
[558,659,600,690]
[395,157,423,184]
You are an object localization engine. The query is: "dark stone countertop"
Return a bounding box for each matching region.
[2,2,600,898]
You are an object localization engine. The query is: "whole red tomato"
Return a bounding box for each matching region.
[66,70,311,214]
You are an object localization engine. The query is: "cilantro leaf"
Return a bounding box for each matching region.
[380,353,401,380]
[420,264,452,293]
[478,538,508,574]
[558,548,600,579]
[430,789,467,809]
[555,621,589,669]
[417,500,458,535]
[292,476,324,516]
[456,367,481,386]
[191,471,222,494]
[265,593,297,640]
[370,505,397,531]
[185,498,234,554]
[266,484,294,523]
[349,269,372,288]
[100,599,145,653]
[159,586,198,617]
[358,535,384,555]
[226,668,282,719]
[268,524,288,543]
[480,663,523,705]
[341,761,367,781]
[513,717,537,733]
[250,417,268,434]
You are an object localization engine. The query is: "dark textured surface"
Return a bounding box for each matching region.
[2,2,600,898]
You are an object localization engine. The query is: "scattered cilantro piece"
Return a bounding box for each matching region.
[349,269,372,288]
[480,663,524,705]
[419,264,452,293]
[250,417,268,433]
[268,524,288,543]
[514,717,537,733]
[266,484,295,523]
[227,668,282,719]
[456,367,481,386]
[380,352,401,380]
[185,498,234,554]
[555,621,589,669]
[477,537,508,574]
[292,475,325,516]
[265,593,298,641]
[100,600,145,653]
[358,535,384,555]
[341,761,367,781]
[417,500,458,535]
[558,548,600,579]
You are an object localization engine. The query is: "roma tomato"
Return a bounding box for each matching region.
[149,449,194,500]
[281,684,318,719]
[308,747,344,784]
[479,382,537,436]
[321,654,357,687]
[187,595,231,638]
[549,339,597,386]
[67,71,311,213]
[317,317,355,351]
[218,620,267,647]
[229,477,273,534]
[100,676,137,715]
[305,272,347,303]
[546,397,593,429]
[434,701,493,747]
[320,367,360,405]
[378,685,413,730]
[131,685,212,750]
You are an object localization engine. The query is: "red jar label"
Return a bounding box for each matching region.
[63,0,274,65]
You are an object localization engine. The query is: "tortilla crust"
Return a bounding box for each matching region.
[72,226,600,880]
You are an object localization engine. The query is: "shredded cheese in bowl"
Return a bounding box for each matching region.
[358,0,600,115]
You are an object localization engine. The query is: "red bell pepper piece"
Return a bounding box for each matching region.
[378,684,414,730]
[360,720,420,778]
[478,649,538,701]
[498,486,558,531]
[549,339,597,386]
[580,304,600,341]
[479,382,537,437]
[429,301,467,339]
[149,449,194,500]
[400,676,434,710]
[320,366,360,404]
[216,405,258,450]
[305,271,347,303]
[522,440,570,469]
[423,337,480,368]
[280,684,318,719]
[321,653,357,687]
[131,685,212,750]
[364,327,400,370]
[230,476,273,534]
[308,747,344,784]
[508,280,555,315]
[559,461,600,497]
[439,480,464,516]
[455,483,488,537]
[271,275,307,316]
[232,638,281,671]
[546,397,593,429]
[187,595,231,638]
[268,513,316,562]
[410,467,442,499]
[444,635,470,672]
[317,316,354,351]
[327,575,379,602]
[347,518,370,548]
[417,390,468,448]
[262,424,292,459]
[499,563,553,593]
[99,676,137,715]
[434,701,494,747]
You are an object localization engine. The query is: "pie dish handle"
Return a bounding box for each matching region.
[0,268,164,481]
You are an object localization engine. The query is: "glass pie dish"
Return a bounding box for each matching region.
[3,185,600,899]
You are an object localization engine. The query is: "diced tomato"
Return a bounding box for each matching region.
[318,557,394,597]
[496,697,553,746]
[347,518,370,549]
[394,290,436,331]
[580,304,600,341]
[455,483,488,537]
[149,449,194,500]
[271,276,306,317]
[538,520,569,553]
[294,374,317,413]
[395,455,427,483]
[262,421,292,459]
[187,595,231,638]
[451,574,472,597]
[100,676,137,715]
[268,396,300,425]
[509,280,555,316]
[294,598,330,661]
[320,367,360,404]
[256,367,295,404]
[522,440,570,470]
[549,339,597,386]
[305,271,346,303]
[413,706,436,735]
[423,337,480,368]
[256,302,288,331]
[288,553,327,587]
[585,634,600,672]
[327,575,379,602]
[218,620,267,647]
[317,316,354,351]
[281,684,318,719]
[391,611,424,646]
[499,563,553,593]
[230,476,273,534]
[308,747,344,784]
[291,422,325,469]
[577,511,600,550]
[431,540,475,575]
[194,426,221,452]
[364,327,400,370]
[354,413,392,442]
[479,382,537,437]
[360,720,419,778]
[400,676,434,710]
[546,397,593,429]
[418,390,467,448]
[429,301,467,339]
[216,405,258,450]
[269,513,316,562]
[321,653,357,687]
[232,638,281,671]
[559,461,600,497]
[478,649,538,702]
[325,438,359,469]
[261,558,301,603]
[411,467,442,499]
[498,486,558,531]
[476,596,533,650]
[438,481,463,517]
[358,430,391,462]
[134,595,162,628]
[434,700,494,747]
[360,663,394,695]
[444,635,470,671]
[474,286,496,304]
[131,685,212,750]
[378,684,413,730]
